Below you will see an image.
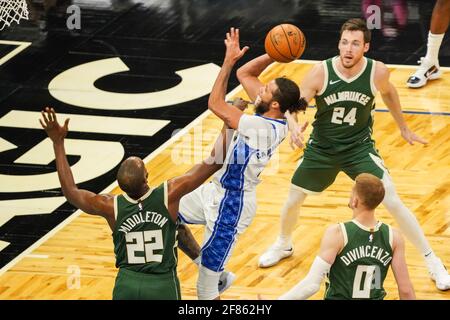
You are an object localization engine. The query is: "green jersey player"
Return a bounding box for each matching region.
[258,18,450,291]
[278,174,415,300]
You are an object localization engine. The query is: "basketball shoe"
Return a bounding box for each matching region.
[427,257,450,291]
[258,238,294,268]
[407,57,442,88]
[218,271,236,294]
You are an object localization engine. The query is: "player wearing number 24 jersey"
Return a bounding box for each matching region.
[39,106,233,299]
[259,18,450,292]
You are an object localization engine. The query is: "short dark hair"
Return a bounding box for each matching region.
[273,77,307,113]
[355,173,385,210]
[117,157,146,197]
[340,18,371,43]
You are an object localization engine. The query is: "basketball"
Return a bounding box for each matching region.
[264,24,306,63]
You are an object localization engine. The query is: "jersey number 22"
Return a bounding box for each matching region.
[126,230,163,264]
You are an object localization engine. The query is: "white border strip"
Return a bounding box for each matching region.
[0,79,248,277]
[0,40,32,66]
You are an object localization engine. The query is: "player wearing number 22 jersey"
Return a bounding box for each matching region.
[38,107,231,300]
[112,183,179,299]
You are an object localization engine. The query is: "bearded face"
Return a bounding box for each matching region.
[254,95,271,115]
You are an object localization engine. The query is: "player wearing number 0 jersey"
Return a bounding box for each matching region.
[278,174,415,300]
[325,220,393,299]
[259,18,450,292]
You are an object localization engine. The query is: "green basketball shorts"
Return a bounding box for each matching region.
[112,267,181,300]
[291,143,388,193]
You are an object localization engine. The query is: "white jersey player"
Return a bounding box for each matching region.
[178,28,306,300]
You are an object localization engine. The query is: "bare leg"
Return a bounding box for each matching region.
[430,0,450,34]
[407,0,449,88]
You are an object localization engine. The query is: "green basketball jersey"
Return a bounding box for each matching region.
[311,56,377,154]
[112,182,178,274]
[325,220,393,300]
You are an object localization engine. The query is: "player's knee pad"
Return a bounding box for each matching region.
[381,174,403,211]
[197,265,221,300]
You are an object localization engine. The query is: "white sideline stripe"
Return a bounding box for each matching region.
[292,58,450,71]
[0,80,247,277]
[0,110,170,137]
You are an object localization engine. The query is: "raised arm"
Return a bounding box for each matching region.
[284,62,324,148]
[278,224,342,300]
[168,125,231,217]
[208,27,249,129]
[374,61,427,145]
[236,54,274,102]
[391,228,416,300]
[166,109,238,218]
[39,108,115,229]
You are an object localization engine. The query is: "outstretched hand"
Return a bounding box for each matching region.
[232,97,249,111]
[400,127,428,145]
[224,27,249,64]
[290,121,309,149]
[39,107,70,144]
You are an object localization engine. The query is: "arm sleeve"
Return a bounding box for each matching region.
[278,256,331,300]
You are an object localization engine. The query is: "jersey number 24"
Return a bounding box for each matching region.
[331,107,357,126]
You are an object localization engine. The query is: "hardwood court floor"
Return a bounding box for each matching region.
[0,62,449,300]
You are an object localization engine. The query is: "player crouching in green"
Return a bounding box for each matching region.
[279,173,415,300]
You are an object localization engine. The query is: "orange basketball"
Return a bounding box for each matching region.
[264,24,306,63]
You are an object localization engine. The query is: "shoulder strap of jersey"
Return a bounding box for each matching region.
[339,222,348,248]
[114,195,119,221]
[386,223,394,250]
[317,59,330,96]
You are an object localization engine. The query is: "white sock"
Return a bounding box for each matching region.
[381,175,432,256]
[197,265,221,300]
[278,185,308,247]
[424,31,444,63]
[424,251,437,264]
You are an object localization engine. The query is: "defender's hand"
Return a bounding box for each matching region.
[39,107,70,144]
[289,121,309,149]
[232,97,249,111]
[400,127,428,145]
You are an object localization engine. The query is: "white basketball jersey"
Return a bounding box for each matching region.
[212,114,288,192]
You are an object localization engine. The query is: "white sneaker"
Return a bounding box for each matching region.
[218,271,235,294]
[258,241,294,268]
[427,257,450,291]
[407,57,442,88]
